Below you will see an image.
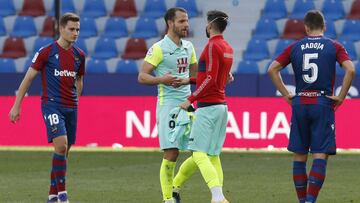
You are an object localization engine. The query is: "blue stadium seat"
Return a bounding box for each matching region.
[322,0,345,20]
[102,17,128,39]
[0,18,6,36]
[0,58,17,72]
[236,60,259,74]
[175,0,199,18]
[115,59,138,73]
[92,37,118,59]
[290,0,315,19]
[243,39,269,61]
[24,57,33,70]
[324,20,336,39]
[253,18,278,40]
[79,17,98,38]
[341,20,360,41]
[75,38,88,55]
[262,0,287,20]
[273,39,294,57]
[86,58,108,73]
[142,0,167,18]
[48,0,76,16]
[0,0,16,17]
[337,39,357,60]
[81,0,107,18]
[11,16,37,38]
[132,17,158,39]
[33,37,54,53]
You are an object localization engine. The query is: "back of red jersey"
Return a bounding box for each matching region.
[188,35,233,104]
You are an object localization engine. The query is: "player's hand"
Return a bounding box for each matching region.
[284,94,294,105]
[161,72,177,86]
[172,77,189,88]
[179,100,191,110]
[9,106,20,124]
[326,95,343,111]
[227,72,234,84]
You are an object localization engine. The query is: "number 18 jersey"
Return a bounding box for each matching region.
[275,36,350,96]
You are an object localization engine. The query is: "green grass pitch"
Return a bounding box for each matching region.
[0,149,359,203]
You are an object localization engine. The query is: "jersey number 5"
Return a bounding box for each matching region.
[302,53,318,83]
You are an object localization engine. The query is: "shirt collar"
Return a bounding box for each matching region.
[164,35,183,50]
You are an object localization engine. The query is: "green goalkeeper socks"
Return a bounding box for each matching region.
[192,152,220,188]
[160,158,176,201]
[209,155,223,186]
[173,156,198,189]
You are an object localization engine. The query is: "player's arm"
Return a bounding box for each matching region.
[327,60,355,110]
[138,61,177,86]
[138,44,177,86]
[76,75,84,97]
[268,44,294,105]
[9,67,39,123]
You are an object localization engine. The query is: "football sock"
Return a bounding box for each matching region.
[160,159,176,201]
[48,170,57,197]
[293,161,307,202]
[209,155,223,186]
[52,153,67,193]
[306,159,327,203]
[210,186,225,202]
[173,156,197,189]
[192,152,221,190]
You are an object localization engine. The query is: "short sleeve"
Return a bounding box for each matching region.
[333,41,351,64]
[275,44,294,68]
[31,47,50,71]
[190,45,197,64]
[144,43,163,67]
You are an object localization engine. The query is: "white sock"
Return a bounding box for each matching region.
[173,187,180,193]
[48,194,57,200]
[210,186,225,202]
[164,199,174,203]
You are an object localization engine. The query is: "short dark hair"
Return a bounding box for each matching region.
[207,10,229,33]
[59,12,80,27]
[304,10,325,30]
[164,7,187,28]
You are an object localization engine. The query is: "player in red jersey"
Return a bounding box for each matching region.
[176,10,233,203]
[9,13,85,203]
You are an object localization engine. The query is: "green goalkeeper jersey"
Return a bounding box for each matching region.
[144,35,197,106]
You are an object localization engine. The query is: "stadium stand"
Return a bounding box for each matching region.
[0,37,27,58]
[0,58,16,72]
[122,38,147,60]
[0,0,358,74]
[115,59,138,73]
[86,58,108,73]
[111,0,138,18]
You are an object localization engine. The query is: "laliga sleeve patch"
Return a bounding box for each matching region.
[32,52,39,63]
[146,46,154,57]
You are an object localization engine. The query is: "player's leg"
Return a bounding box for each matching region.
[293,153,308,203]
[42,105,65,202]
[189,105,228,202]
[209,156,223,186]
[306,153,328,203]
[287,104,311,203]
[306,104,335,203]
[52,136,69,203]
[172,156,197,202]
[161,148,179,203]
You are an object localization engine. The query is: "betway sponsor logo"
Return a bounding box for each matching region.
[54,69,77,77]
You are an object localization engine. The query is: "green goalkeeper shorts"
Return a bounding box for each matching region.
[188,104,228,156]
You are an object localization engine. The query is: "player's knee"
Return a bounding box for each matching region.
[163,149,179,161]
